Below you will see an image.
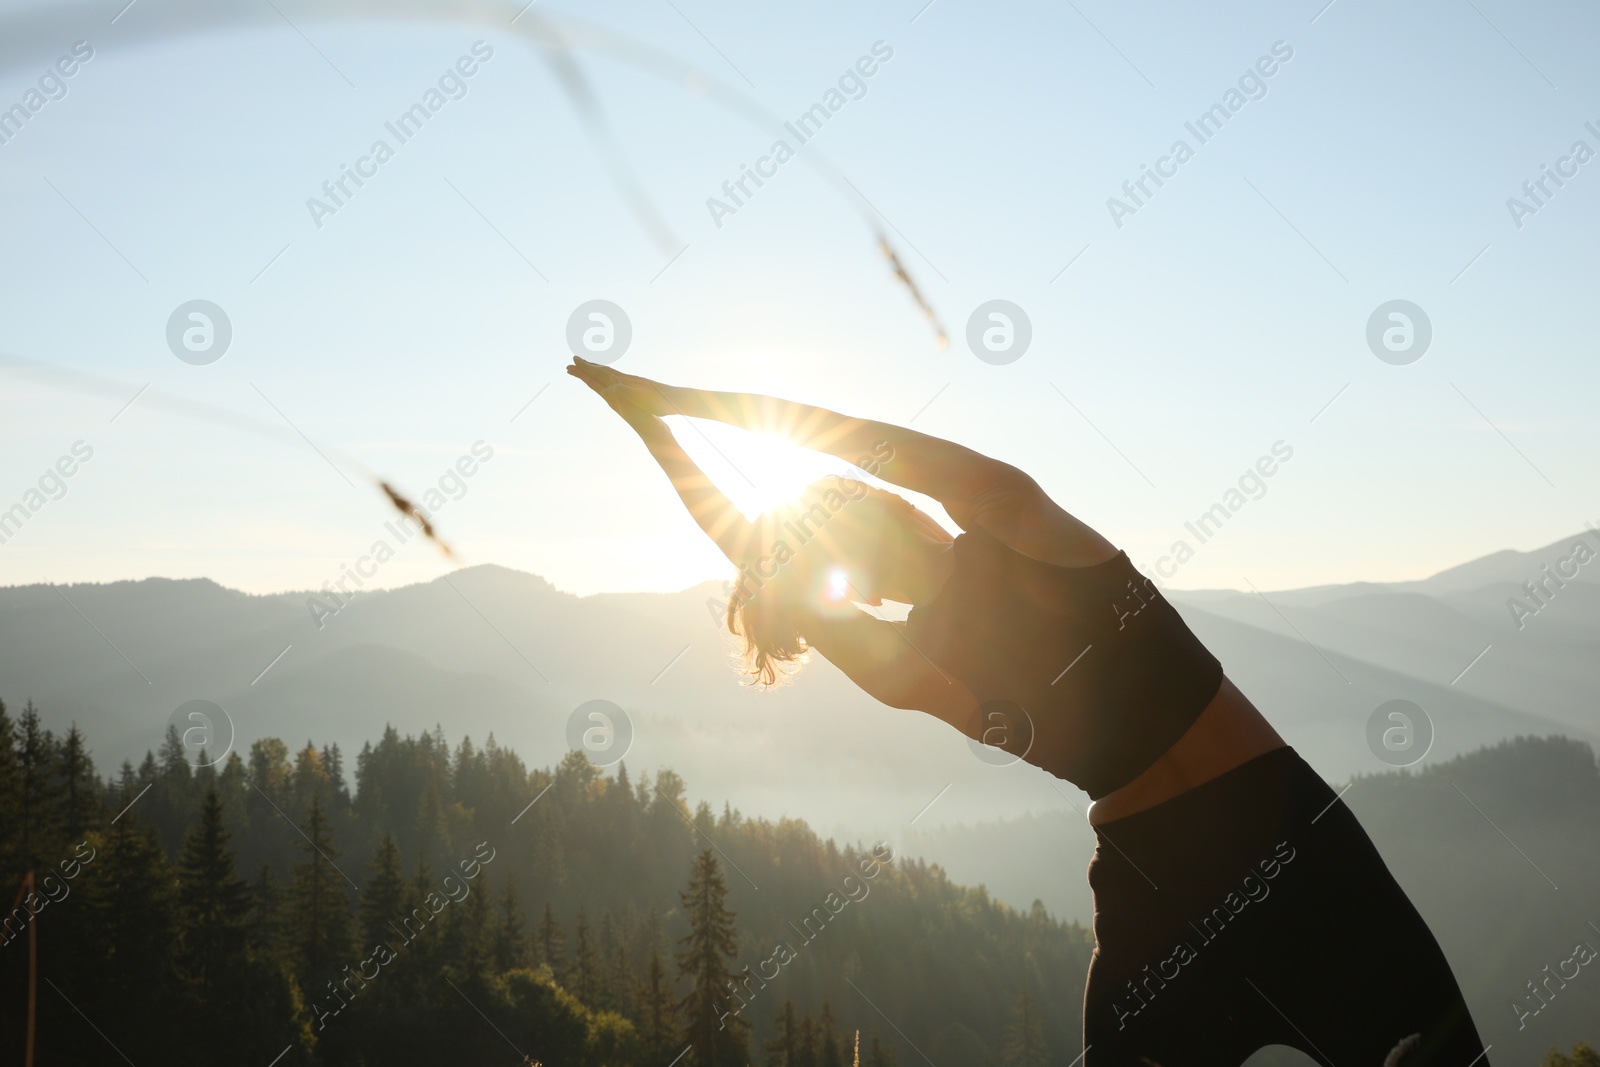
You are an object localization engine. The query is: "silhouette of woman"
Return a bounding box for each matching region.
[569,356,1490,1067]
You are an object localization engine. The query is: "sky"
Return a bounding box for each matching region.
[1,0,1596,600]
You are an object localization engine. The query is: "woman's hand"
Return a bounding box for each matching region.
[567,359,672,440]
[567,358,759,568]
[566,357,681,417]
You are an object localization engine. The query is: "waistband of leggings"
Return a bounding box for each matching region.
[1091,744,1317,842]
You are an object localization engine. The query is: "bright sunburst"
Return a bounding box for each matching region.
[671,417,861,520]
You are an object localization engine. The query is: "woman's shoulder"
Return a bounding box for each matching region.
[957,520,1130,577]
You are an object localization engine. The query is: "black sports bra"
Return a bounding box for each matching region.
[903,525,1223,799]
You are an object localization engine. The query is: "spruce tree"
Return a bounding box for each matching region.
[177,785,251,985]
[818,1001,843,1067]
[57,724,98,841]
[797,1017,818,1067]
[493,870,530,971]
[765,998,800,1067]
[610,937,639,1019]
[401,858,442,979]
[321,741,348,804]
[452,865,493,987]
[359,853,435,1054]
[342,836,407,1067]
[249,863,286,961]
[176,786,300,1065]
[0,700,18,876]
[288,792,353,993]
[675,848,749,1066]
[538,900,566,976]
[15,701,57,871]
[642,946,677,1060]
[573,907,602,1005]
[998,987,1048,1067]
[360,831,407,953]
[867,1035,896,1067]
[599,910,619,976]
[600,908,638,1015]
[80,807,180,1059]
[154,722,198,853]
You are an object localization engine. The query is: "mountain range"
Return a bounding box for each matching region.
[4,528,1597,929]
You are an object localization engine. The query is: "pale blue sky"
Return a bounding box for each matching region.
[1,0,1595,598]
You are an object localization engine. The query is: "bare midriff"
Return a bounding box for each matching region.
[1085,675,1287,827]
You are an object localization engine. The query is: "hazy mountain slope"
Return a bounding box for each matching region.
[1170,585,1600,739]
[2,531,1594,842]
[1172,604,1576,767]
[1173,529,1600,604]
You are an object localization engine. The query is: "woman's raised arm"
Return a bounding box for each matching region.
[571,358,1018,505]
[570,359,1117,567]
[569,364,759,567]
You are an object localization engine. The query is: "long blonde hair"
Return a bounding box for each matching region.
[724,475,914,686]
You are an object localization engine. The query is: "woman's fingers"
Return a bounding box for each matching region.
[572,366,644,416]
[578,360,663,392]
[567,362,618,394]
[567,360,680,417]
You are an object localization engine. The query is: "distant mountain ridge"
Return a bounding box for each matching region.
[1171,528,1600,603]
[2,529,1596,848]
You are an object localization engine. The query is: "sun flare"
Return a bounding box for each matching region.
[674,418,863,520]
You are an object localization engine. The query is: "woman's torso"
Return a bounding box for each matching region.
[1086,676,1285,824]
[903,525,1284,820]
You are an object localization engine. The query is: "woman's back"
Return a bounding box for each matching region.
[903,524,1225,800]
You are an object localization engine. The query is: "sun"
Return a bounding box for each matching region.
[669,418,862,520]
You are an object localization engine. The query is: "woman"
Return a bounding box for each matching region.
[567,356,1489,1067]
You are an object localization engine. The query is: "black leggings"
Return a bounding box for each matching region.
[1081,745,1489,1067]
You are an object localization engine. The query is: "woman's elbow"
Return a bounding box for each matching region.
[962,471,1042,523]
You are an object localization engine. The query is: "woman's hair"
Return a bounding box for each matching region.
[725,474,916,687]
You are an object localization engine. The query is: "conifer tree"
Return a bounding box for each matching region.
[176,785,302,1065]
[403,858,442,976]
[153,722,198,852]
[79,807,180,1059]
[573,907,603,1005]
[15,701,57,870]
[452,864,493,986]
[819,1001,843,1067]
[796,1017,818,1067]
[289,792,353,992]
[360,831,407,953]
[57,723,98,841]
[292,741,328,815]
[676,848,749,1066]
[249,863,286,960]
[177,785,251,985]
[321,741,348,804]
[538,900,566,976]
[642,946,677,1061]
[0,700,19,875]
[766,998,800,1067]
[998,987,1048,1067]
[610,936,639,1019]
[413,775,450,869]
[493,870,530,971]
